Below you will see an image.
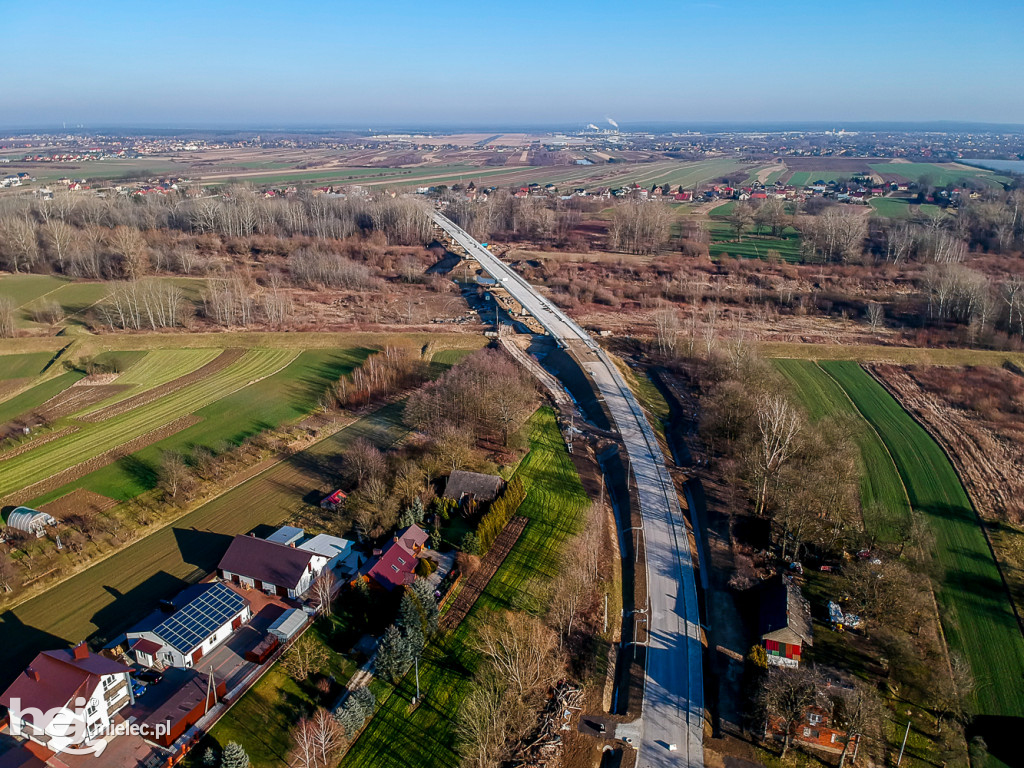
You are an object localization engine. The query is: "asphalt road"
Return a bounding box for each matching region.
[433,212,704,768]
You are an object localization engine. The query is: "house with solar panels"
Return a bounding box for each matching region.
[126,582,251,669]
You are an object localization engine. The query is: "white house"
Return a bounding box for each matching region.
[298,533,362,578]
[217,534,329,598]
[0,643,133,748]
[126,582,251,669]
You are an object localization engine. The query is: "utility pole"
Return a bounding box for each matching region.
[413,655,421,705]
[603,593,608,634]
[896,719,911,766]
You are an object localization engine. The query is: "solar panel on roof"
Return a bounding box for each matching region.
[152,583,246,654]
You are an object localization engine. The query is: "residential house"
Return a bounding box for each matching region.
[0,643,133,748]
[217,534,330,598]
[768,701,855,755]
[298,533,363,578]
[365,525,429,591]
[759,575,813,667]
[443,470,505,510]
[126,582,251,669]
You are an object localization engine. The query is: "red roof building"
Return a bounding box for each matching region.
[365,525,429,591]
[0,644,133,748]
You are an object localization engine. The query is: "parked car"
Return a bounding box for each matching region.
[132,681,147,698]
[132,669,163,685]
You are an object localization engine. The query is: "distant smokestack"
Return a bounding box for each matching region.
[586,123,600,131]
[606,117,619,130]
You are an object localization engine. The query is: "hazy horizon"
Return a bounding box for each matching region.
[2,0,1022,128]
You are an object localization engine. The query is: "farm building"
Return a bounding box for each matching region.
[443,470,505,507]
[133,668,225,749]
[0,643,133,748]
[4,507,56,538]
[217,533,330,598]
[364,525,429,591]
[759,575,813,667]
[126,582,251,669]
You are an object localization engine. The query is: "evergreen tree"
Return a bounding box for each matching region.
[376,624,414,683]
[461,531,480,555]
[411,496,425,522]
[220,742,250,768]
[411,578,439,636]
[399,505,417,528]
[202,747,218,767]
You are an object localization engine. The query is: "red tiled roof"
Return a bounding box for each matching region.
[0,646,130,714]
[129,637,163,656]
[366,525,428,591]
[218,535,315,590]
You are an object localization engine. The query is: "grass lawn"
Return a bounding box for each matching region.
[339,407,589,768]
[786,171,861,187]
[208,623,356,767]
[0,403,410,691]
[869,197,945,219]
[0,351,56,380]
[820,361,1024,720]
[773,359,911,541]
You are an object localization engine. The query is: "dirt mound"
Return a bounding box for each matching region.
[80,348,245,422]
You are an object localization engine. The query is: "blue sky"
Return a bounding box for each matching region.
[2,0,1021,128]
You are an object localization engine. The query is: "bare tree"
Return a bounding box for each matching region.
[343,437,386,486]
[289,717,319,768]
[469,612,559,698]
[753,394,802,517]
[455,674,516,768]
[865,302,884,331]
[0,551,18,593]
[652,307,681,359]
[310,707,346,767]
[281,634,328,681]
[43,220,74,273]
[311,570,336,616]
[0,297,16,338]
[832,679,882,768]
[756,665,827,758]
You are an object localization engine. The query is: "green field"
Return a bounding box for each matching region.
[774,360,911,540]
[0,275,69,307]
[36,348,372,502]
[868,162,1009,188]
[819,361,1024,719]
[0,348,299,499]
[0,371,83,423]
[339,408,589,768]
[0,402,410,690]
[0,351,56,380]
[869,197,945,219]
[707,221,804,262]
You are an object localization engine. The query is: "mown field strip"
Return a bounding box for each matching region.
[0,372,85,424]
[773,359,911,540]
[821,361,1024,718]
[0,348,297,498]
[75,348,223,416]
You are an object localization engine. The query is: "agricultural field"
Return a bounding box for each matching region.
[868,162,1011,188]
[339,408,589,768]
[773,359,911,541]
[786,170,862,186]
[0,351,55,380]
[869,197,945,219]
[818,361,1024,721]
